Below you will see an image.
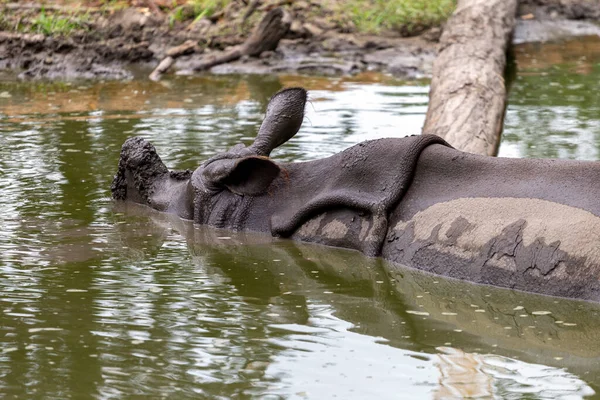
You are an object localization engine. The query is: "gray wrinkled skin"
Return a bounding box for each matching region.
[112,87,600,302]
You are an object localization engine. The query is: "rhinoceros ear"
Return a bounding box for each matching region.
[249,87,307,156]
[202,156,280,196]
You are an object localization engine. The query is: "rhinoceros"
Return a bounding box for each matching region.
[112,87,600,301]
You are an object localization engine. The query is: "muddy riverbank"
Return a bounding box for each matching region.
[0,0,598,80]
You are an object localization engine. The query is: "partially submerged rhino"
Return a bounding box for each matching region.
[112,88,600,301]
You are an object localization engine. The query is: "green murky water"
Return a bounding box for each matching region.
[1,37,599,399]
[500,35,600,159]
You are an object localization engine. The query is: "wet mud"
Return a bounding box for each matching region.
[0,1,598,80]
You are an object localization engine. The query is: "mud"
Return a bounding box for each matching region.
[0,7,171,80]
[0,1,598,80]
[518,0,600,20]
[176,35,437,79]
[515,0,600,44]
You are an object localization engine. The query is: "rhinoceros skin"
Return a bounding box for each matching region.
[112,88,600,301]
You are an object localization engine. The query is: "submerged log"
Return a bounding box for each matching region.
[149,56,175,81]
[191,7,291,72]
[422,0,518,156]
[149,40,200,81]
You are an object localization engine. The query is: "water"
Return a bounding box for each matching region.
[1,37,599,399]
[500,35,600,159]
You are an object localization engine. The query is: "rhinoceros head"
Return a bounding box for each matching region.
[111,87,307,221]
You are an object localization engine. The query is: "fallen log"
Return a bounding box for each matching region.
[422,0,518,156]
[191,7,291,72]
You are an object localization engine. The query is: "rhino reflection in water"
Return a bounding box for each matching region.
[112,87,600,301]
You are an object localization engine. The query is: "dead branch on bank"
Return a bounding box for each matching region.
[191,7,291,71]
[149,7,290,80]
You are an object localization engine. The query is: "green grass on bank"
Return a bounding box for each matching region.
[188,0,231,19]
[342,0,456,34]
[30,10,90,35]
[168,0,455,35]
[168,0,231,27]
[0,0,456,37]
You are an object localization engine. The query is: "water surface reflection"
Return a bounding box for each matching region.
[500,35,600,159]
[1,39,600,398]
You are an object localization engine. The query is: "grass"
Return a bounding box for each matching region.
[97,0,129,10]
[188,0,231,20]
[4,0,455,37]
[170,5,189,23]
[167,0,231,27]
[30,9,90,35]
[341,0,456,35]
[0,13,8,31]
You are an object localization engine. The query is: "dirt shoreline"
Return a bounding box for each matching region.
[0,0,598,81]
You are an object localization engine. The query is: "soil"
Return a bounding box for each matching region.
[0,0,598,81]
[515,0,600,43]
